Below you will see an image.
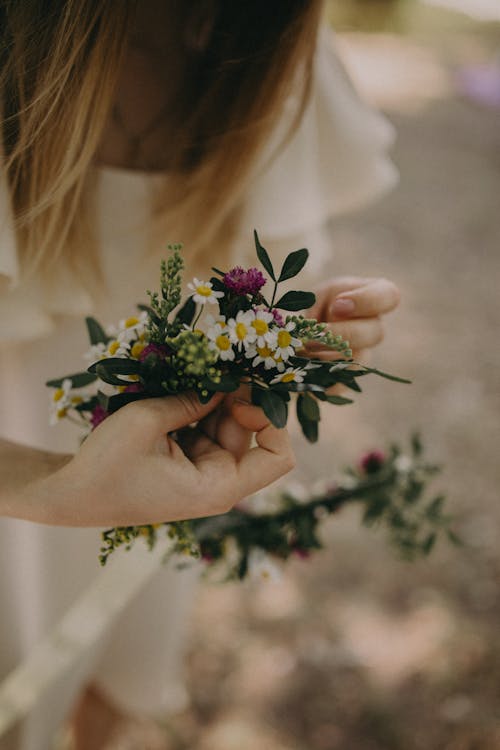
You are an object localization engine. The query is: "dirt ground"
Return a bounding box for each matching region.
[156,7,500,750]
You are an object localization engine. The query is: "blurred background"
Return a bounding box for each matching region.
[164,1,500,748]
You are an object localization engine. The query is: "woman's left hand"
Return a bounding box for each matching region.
[305,275,401,365]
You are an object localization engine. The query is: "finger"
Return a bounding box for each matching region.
[125,391,224,436]
[307,317,384,353]
[176,425,219,461]
[331,278,400,319]
[307,276,370,318]
[234,406,296,495]
[199,404,253,460]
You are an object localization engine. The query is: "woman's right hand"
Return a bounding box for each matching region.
[15,392,295,528]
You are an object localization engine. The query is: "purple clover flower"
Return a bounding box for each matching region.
[222,266,266,296]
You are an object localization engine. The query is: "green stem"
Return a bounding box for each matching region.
[191,307,203,331]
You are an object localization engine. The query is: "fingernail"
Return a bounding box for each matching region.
[234,397,251,405]
[331,297,355,317]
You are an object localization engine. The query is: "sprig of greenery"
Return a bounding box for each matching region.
[98,436,457,573]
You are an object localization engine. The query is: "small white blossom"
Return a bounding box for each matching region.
[49,379,85,425]
[274,321,302,361]
[245,343,280,370]
[188,278,224,305]
[249,309,276,348]
[116,311,149,342]
[206,314,234,361]
[227,309,257,350]
[247,548,282,583]
[270,366,308,385]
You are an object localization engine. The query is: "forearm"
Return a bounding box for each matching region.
[0,438,72,521]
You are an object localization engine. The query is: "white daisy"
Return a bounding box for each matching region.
[273,321,302,361]
[208,333,235,361]
[249,310,276,348]
[187,278,224,306]
[205,313,227,330]
[116,311,149,342]
[246,343,279,370]
[227,309,258,350]
[49,378,84,425]
[247,549,282,583]
[270,366,308,385]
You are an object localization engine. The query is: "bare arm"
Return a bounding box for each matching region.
[0,438,71,519]
[0,393,295,528]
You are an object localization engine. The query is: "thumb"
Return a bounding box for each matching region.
[136,391,224,433]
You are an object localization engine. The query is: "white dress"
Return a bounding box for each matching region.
[0,29,396,750]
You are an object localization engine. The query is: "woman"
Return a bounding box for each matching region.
[0,2,400,748]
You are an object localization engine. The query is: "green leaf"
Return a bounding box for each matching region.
[426,495,445,520]
[254,229,275,281]
[422,532,437,555]
[209,276,226,294]
[88,358,143,375]
[278,248,309,282]
[296,394,320,443]
[446,529,462,547]
[252,388,288,428]
[211,267,225,277]
[299,392,320,421]
[85,317,108,346]
[316,392,353,406]
[362,366,412,385]
[46,372,98,389]
[175,296,196,327]
[107,391,149,413]
[411,433,423,456]
[275,290,316,312]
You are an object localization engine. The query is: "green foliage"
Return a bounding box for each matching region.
[99,436,455,574]
[278,247,309,282]
[254,229,275,281]
[85,317,108,346]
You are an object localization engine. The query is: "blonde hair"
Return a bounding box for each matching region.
[1,1,322,285]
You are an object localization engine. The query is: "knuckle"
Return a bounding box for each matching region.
[175,392,201,425]
[281,448,296,473]
[122,399,158,429]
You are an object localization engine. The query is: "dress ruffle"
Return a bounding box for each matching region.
[0,27,397,342]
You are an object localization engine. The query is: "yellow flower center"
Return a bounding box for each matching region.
[57,408,67,418]
[131,341,146,359]
[235,322,248,340]
[71,396,83,405]
[277,330,292,348]
[252,319,268,336]
[281,372,296,383]
[108,340,120,356]
[216,334,231,351]
[257,345,273,358]
[125,316,139,328]
[196,285,213,297]
[53,388,65,402]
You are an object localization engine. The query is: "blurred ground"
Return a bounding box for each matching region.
[160,4,500,749]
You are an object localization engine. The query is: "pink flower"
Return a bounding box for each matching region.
[222,266,266,296]
[360,449,386,474]
[138,343,170,361]
[271,308,285,326]
[90,404,109,430]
